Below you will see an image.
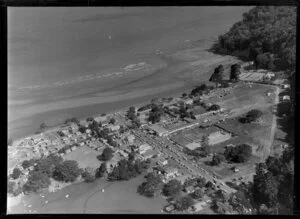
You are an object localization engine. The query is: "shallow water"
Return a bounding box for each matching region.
[8,7,251,139]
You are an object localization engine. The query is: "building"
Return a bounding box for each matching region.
[184,98,194,105]
[138,144,152,154]
[193,201,207,212]
[108,124,120,132]
[164,167,179,179]
[142,149,158,160]
[185,142,201,150]
[157,156,168,166]
[208,131,231,146]
[127,134,135,144]
[282,84,290,89]
[264,72,275,79]
[282,95,290,101]
[148,124,169,137]
[185,185,195,194]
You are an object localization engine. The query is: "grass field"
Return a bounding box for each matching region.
[63,145,103,169]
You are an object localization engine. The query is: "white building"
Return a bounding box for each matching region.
[282,95,290,101]
[138,144,152,154]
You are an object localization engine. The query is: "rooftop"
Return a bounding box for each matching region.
[148,124,168,135]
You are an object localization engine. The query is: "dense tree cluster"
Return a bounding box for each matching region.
[162,179,183,197]
[173,195,195,211]
[224,144,252,163]
[137,172,164,197]
[81,167,96,183]
[52,160,82,183]
[107,159,150,181]
[252,146,294,214]
[23,171,51,193]
[148,104,164,124]
[214,6,296,71]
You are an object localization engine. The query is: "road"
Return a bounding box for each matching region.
[133,129,236,194]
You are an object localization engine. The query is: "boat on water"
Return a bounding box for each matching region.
[102,189,105,192]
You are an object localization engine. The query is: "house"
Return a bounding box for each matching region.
[142,149,158,160]
[65,149,71,154]
[164,167,179,179]
[148,124,169,137]
[164,204,175,212]
[185,185,195,194]
[185,142,201,150]
[86,129,92,134]
[184,98,194,105]
[71,146,76,151]
[282,84,290,89]
[108,125,120,132]
[264,72,275,79]
[118,150,128,158]
[282,95,290,101]
[157,156,168,166]
[127,134,135,144]
[138,144,152,154]
[79,142,85,146]
[193,201,207,212]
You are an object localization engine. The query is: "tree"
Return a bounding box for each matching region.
[109,118,116,124]
[34,154,63,177]
[86,117,94,122]
[22,160,32,169]
[230,64,241,81]
[224,144,252,163]
[96,162,107,178]
[98,147,114,161]
[241,109,263,123]
[174,195,195,211]
[192,189,204,199]
[215,6,296,71]
[53,160,81,183]
[208,104,221,111]
[163,179,183,197]
[182,93,187,98]
[137,172,163,197]
[209,65,224,87]
[11,168,22,179]
[78,125,87,133]
[211,199,234,214]
[81,167,96,183]
[23,171,51,193]
[211,154,226,166]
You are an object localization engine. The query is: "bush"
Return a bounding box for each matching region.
[137,172,163,197]
[11,168,22,179]
[52,160,81,183]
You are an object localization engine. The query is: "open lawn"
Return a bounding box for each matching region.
[63,145,102,169]
[216,83,274,110]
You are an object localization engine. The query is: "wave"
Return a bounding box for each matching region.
[16,62,151,91]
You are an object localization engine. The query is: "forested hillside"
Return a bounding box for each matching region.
[211,6,296,71]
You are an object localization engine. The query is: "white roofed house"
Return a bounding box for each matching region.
[138,144,152,154]
[108,124,120,132]
[157,156,168,166]
[142,149,158,160]
[148,124,168,137]
[127,134,135,144]
[184,98,194,105]
[164,167,179,180]
[282,95,290,101]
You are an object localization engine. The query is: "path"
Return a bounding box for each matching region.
[82,181,115,213]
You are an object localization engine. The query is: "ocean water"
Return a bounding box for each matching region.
[8,7,251,139]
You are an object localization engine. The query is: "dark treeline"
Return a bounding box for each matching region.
[211,6,296,72]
